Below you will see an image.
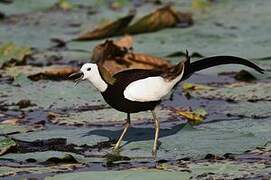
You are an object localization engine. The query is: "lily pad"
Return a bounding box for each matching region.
[0,150,102,164]
[0,80,103,110]
[47,107,172,126]
[0,124,27,135]
[121,117,271,159]
[46,161,271,180]
[189,82,271,101]
[0,42,32,68]
[47,169,191,180]
[11,127,109,147]
[4,65,78,81]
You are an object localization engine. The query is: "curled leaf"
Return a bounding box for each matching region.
[74,13,135,41]
[74,6,193,41]
[91,36,171,74]
[125,5,179,34]
[126,5,193,34]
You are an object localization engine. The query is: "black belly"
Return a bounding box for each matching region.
[101,86,161,113]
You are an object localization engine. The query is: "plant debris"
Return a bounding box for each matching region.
[104,153,131,166]
[43,154,78,164]
[0,137,16,156]
[175,107,208,124]
[234,70,256,82]
[74,5,193,41]
[74,13,135,41]
[0,43,32,68]
[125,5,193,34]
[182,82,215,91]
[91,36,171,74]
[16,99,34,109]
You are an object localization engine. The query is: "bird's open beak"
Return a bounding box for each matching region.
[69,71,84,87]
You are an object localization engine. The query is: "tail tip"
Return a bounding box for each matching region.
[257,67,265,74]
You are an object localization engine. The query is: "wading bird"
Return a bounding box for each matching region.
[70,51,264,158]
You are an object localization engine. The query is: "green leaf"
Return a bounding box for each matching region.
[0,137,16,156]
[0,42,32,68]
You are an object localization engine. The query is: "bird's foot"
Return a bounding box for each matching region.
[112,146,121,155]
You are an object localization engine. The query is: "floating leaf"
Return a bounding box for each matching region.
[0,124,27,135]
[0,42,32,68]
[190,82,271,102]
[57,0,73,11]
[0,137,16,156]
[74,13,135,41]
[182,82,215,91]
[74,6,193,41]
[176,108,208,124]
[192,0,212,11]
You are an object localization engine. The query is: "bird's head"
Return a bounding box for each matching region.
[69,63,108,92]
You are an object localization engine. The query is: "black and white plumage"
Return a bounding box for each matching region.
[70,52,264,158]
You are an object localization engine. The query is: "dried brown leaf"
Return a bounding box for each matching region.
[114,35,133,50]
[74,14,135,41]
[1,118,21,125]
[91,40,129,64]
[73,6,192,41]
[91,36,171,74]
[125,5,192,34]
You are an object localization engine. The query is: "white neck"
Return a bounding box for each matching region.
[85,65,108,92]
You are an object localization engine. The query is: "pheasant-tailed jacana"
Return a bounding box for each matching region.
[70,51,264,158]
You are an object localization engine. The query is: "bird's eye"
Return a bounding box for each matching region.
[87,68,91,71]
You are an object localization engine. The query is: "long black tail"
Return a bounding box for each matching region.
[183,56,264,80]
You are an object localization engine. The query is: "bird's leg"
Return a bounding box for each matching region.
[113,113,130,151]
[151,110,160,159]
